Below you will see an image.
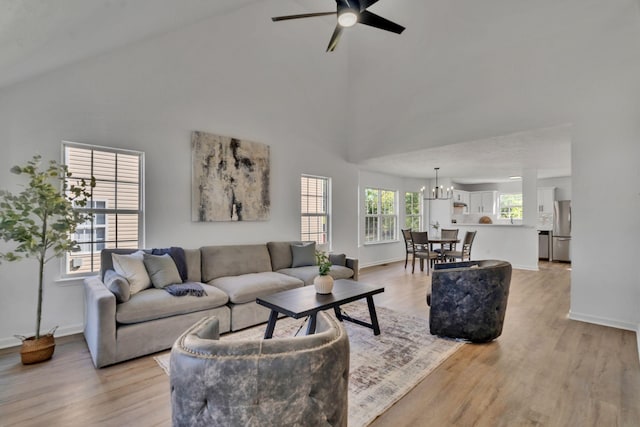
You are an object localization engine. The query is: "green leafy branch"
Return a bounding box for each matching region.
[0,155,95,339]
[315,250,332,276]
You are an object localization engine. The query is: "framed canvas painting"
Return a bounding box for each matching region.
[192,131,270,221]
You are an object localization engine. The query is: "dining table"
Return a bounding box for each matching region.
[427,236,460,262]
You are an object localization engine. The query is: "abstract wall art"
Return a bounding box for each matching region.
[191,131,270,222]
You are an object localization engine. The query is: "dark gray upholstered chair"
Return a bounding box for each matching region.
[428,260,512,342]
[170,312,350,427]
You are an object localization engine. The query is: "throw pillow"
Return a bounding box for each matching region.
[291,242,316,268]
[104,269,131,303]
[112,251,152,295]
[328,253,347,267]
[151,247,188,282]
[143,253,182,289]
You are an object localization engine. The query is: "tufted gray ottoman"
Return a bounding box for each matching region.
[428,260,512,342]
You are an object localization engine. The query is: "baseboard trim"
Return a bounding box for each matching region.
[0,323,84,350]
[568,311,637,332]
[360,257,405,269]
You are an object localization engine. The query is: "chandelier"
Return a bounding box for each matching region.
[423,167,453,200]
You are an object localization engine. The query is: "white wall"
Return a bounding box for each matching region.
[0,2,359,347]
[453,225,538,270]
[537,176,572,201]
[346,0,640,331]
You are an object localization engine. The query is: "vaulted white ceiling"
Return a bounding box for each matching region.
[2,0,636,182]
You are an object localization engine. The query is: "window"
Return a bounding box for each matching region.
[75,200,107,253]
[499,193,523,220]
[300,175,330,247]
[365,188,397,243]
[405,191,421,230]
[63,142,144,275]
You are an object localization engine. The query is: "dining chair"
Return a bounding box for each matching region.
[444,230,477,262]
[410,231,439,274]
[401,228,413,268]
[433,228,459,260]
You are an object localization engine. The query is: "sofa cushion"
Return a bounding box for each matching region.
[184,248,201,282]
[278,266,355,286]
[267,241,303,271]
[210,272,303,304]
[115,283,229,324]
[201,245,273,282]
[329,253,347,267]
[104,269,131,303]
[112,251,152,295]
[291,242,316,267]
[143,253,182,288]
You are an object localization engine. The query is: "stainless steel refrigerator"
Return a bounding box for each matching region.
[552,200,571,262]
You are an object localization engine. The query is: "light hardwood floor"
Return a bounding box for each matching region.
[1,262,638,426]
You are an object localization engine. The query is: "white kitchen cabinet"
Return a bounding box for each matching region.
[537,187,556,214]
[452,190,469,214]
[469,191,496,214]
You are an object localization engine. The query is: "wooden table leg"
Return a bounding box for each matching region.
[334,306,344,321]
[264,310,278,339]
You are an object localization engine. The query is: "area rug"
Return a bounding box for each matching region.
[155,302,463,426]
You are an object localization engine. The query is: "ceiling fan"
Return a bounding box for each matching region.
[271,0,405,52]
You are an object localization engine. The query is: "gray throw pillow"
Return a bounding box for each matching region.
[329,253,347,267]
[143,253,182,288]
[104,269,131,303]
[291,242,316,268]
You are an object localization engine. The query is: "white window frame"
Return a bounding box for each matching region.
[300,174,331,250]
[62,141,145,277]
[75,200,108,254]
[404,191,421,231]
[499,192,523,220]
[364,188,398,244]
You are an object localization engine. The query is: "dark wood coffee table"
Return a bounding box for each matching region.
[256,279,385,339]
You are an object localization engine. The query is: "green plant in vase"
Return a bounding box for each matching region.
[314,250,334,294]
[0,155,94,364]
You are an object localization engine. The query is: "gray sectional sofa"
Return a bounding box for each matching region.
[83,241,358,368]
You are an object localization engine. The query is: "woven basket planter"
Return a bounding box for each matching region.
[19,335,55,365]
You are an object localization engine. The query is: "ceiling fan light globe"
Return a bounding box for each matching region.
[338,10,358,27]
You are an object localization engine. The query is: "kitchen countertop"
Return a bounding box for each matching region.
[451,223,532,227]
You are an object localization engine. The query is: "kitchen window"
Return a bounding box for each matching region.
[499,193,523,220]
[63,142,144,276]
[301,175,330,248]
[365,188,397,243]
[405,191,421,230]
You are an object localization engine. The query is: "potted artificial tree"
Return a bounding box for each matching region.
[0,155,94,364]
[313,250,333,294]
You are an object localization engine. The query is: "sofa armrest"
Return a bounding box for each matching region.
[83,276,117,368]
[346,258,359,281]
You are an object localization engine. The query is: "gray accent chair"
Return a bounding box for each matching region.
[170,312,350,427]
[428,260,512,342]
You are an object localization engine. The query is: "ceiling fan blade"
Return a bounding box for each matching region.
[359,0,380,10]
[272,11,335,22]
[358,10,405,34]
[326,25,344,52]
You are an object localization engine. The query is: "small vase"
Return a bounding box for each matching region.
[314,275,334,294]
